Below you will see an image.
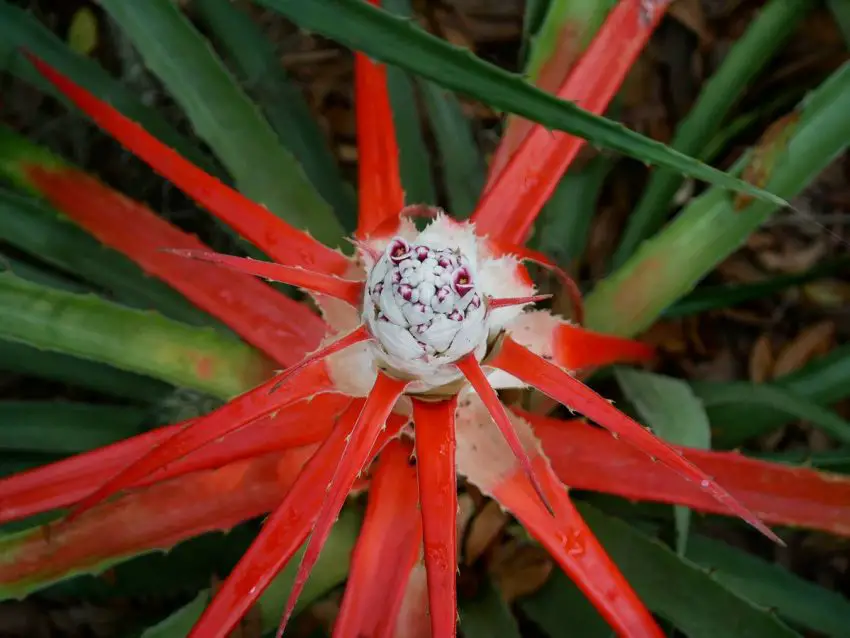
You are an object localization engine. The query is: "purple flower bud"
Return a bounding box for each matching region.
[452,267,474,296]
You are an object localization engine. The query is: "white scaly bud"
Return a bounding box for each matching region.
[363,234,488,391]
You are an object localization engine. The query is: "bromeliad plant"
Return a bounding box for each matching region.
[1,0,850,636]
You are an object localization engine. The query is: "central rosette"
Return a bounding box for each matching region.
[363,236,488,386]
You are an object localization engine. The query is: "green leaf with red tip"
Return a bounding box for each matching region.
[259,0,787,209]
[524,0,616,83]
[473,0,672,245]
[613,0,814,267]
[0,274,274,400]
[585,60,850,339]
[97,0,346,248]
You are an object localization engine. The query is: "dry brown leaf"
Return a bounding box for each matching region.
[490,544,553,603]
[748,333,774,383]
[640,320,688,354]
[668,0,712,45]
[803,280,850,308]
[772,320,835,378]
[716,255,766,284]
[464,500,510,565]
[758,239,827,274]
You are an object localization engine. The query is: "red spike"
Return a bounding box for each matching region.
[488,294,552,310]
[67,360,336,521]
[490,241,585,324]
[411,397,459,638]
[492,454,664,636]
[354,5,405,239]
[527,409,850,537]
[23,165,326,367]
[0,447,318,598]
[269,325,371,394]
[334,439,421,638]
[471,0,672,245]
[166,249,365,306]
[455,354,554,515]
[554,322,654,370]
[0,394,347,525]
[24,52,348,274]
[490,337,784,545]
[188,401,363,637]
[276,372,407,636]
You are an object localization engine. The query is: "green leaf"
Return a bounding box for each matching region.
[381,0,438,207]
[98,0,345,248]
[0,401,146,454]
[521,0,551,61]
[0,338,171,403]
[0,1,220,177]
[828,0,850,46]
[141,508,361,638]
[0,274,272,400]
[691,381,850,446]
[613,0,812,267]
[663,256,850,318]
[520,569,612,637]
[688,535,850,637]
[418,80,485,216]
[585,61,850,338]
[575,503,799,638]
[0,254,89,294]
[530,153,612,265]
[192,0,357,230]
[753,448,850,473]
[0,183,220,328]
[615,368,710,556]
[459,578,521,638]
[524,0,615,82]
[257,0,787,206]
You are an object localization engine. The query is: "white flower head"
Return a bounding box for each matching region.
[363,231,488,390]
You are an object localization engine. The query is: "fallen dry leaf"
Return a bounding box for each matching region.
[489,542,553,603]
[772,320,835,378]
[748,333,774,383]
[464,499,510,565]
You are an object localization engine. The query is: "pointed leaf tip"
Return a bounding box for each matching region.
[456,354,554,516]
[276,372,407,635]
[491,337,783,545]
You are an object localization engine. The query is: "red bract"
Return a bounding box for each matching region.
[2,3,849,637]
